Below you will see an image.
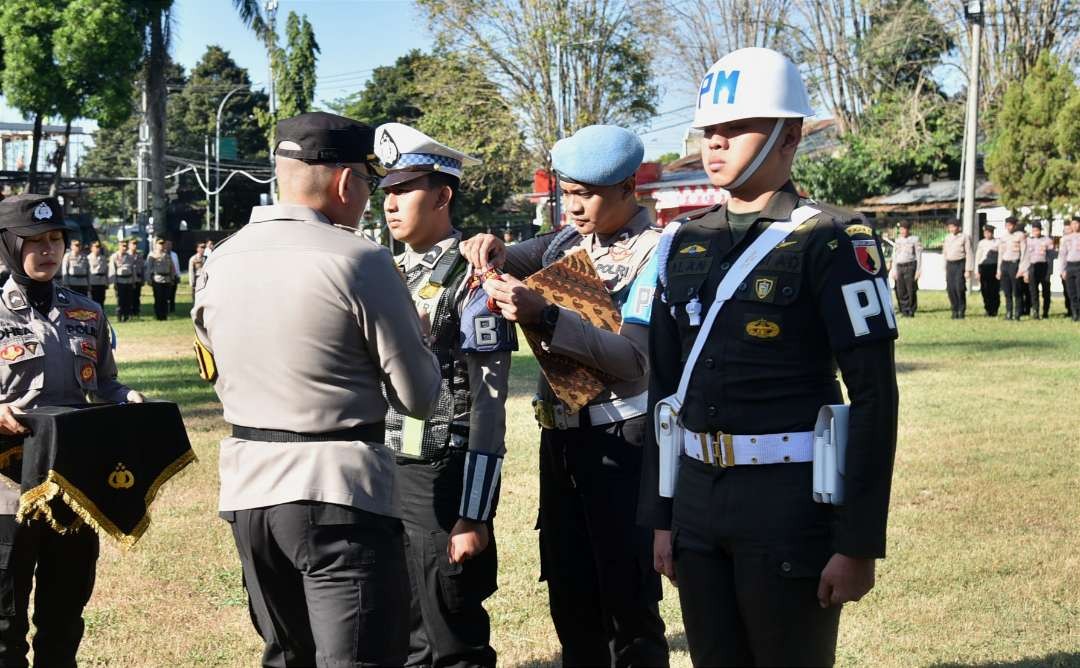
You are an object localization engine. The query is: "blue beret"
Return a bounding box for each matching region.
[551,125,644,186]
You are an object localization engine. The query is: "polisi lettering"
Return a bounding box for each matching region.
[66,324,98,337]
[698,69,740,107]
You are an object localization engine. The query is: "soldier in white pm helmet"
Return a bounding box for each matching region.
[638,48,900,666]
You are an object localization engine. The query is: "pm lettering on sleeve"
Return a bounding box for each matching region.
[841,278,896,337]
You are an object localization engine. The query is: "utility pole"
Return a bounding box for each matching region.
[962,0,984,291]
[204,135,212,230]
[266,0,279,204]
[136,85,149,232]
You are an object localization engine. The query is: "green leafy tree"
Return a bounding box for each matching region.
[51,0,143,194]
[256,10,319,169]
[986,53,1080,217]
[656,152,680,165]
[0,0,65,194]
[327,49,430,126]
[167,46,270,228]
[414,52,528,227]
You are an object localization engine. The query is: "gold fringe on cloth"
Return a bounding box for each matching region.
[15,449,197,549]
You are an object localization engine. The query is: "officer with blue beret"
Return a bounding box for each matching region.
[374,122,516,668]
[461,124,669,667]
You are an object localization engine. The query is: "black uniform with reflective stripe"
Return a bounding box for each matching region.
[639,182,900,666]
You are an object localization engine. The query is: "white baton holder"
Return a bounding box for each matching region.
[654,206,820,499]
[654,397,683,498]
[812,404,849,505]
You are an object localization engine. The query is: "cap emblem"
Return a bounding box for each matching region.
[376,128,400,168]
[33,203,53,221]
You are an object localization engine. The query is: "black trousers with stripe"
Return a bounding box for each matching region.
[397,451,498,668]
[538,416,669,667]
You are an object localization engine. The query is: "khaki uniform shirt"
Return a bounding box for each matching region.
[997,231,1027,274]
[892,235,922,271]
[0,281,131,513]
[61,252,89,287]
[131,252,145,282]
[975,238,999,266]
[942,232,974,272]
[88,252,109,286]
[188,253,207,287]
[503,206,660,408]
[145,253,175,283]
[1060,232,1080,269]
[1020,236,1053,274]
[397,231,510,460]
[192,204,441,517]
[110,252,137,284]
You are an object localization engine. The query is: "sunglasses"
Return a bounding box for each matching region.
[337,163,381,193]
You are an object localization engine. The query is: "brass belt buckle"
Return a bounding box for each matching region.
[713,432,735,468]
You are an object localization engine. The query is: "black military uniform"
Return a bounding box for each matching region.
[975,225,1000,316]
[640,183,899,666]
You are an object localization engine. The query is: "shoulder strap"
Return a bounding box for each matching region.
[674,206,819,405]
[541,226,581,267]
[655,221,684,300]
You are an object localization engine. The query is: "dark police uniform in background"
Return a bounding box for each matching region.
[0,195,139,668]
[640,182,900,666]
[192,113,442,668]
[375,123,515,668]
[492,125,668,667]
[975,225,1000,317]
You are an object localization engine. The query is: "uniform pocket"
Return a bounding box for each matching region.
[733,271,802,306]
[772,542,831,580]
[431,529,497,614]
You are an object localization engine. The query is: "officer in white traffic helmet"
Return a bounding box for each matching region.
[375,122,515,668]
[638,47,900,666]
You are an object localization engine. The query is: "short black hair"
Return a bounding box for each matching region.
[425,172,460,215]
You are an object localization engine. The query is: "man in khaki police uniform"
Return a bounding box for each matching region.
[639,48,899,666]
[87,240,109,308]
[462,125,669,667]
[187,242,207,305]
[192,112,442,667]
[942,220,974,319]
[1020,221,1053,320]
[109,242,138,322]
[60,239,90,296]
[997,216,1027,320]
[126,238,144,317]
[1060,216,1080,321]
[889,221,921,316]
[376,123,516,668]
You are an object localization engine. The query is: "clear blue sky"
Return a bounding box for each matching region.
[0,0,691,160]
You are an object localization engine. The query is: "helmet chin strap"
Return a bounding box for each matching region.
[725,118,786,191]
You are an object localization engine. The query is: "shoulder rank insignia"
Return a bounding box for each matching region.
[193,337,218,383]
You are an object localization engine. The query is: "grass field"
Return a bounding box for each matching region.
[68,288,1080,667]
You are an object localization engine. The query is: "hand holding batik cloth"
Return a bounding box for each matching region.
[0,402,195,547]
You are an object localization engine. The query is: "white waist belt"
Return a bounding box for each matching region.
[589,392,647,426]
[683,430,813,467]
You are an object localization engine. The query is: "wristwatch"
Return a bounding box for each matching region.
[541,304,560,332]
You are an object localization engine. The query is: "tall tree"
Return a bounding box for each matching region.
[0,0,64,194]
[416,0,660,159]
[51,0,143,195]
[985,53,1079,217]
[660,0,791,90]
[138,0,264,237]
[933,0,1080,111]
[257,10,319,159]
[327,49,430,126]
[414,52,528,227]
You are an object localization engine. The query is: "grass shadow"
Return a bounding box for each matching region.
[929,653,1080,668]
[511,630,688,668]
[902,339,1063,352]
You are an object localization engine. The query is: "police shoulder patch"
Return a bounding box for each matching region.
[621,252,659,326]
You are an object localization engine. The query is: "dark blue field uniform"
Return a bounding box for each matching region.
[639,183,900,666]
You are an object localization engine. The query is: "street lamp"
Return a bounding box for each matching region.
[215,85,249,231]
[961,0,983,290]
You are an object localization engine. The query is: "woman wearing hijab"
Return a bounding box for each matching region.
[0,194,144,667]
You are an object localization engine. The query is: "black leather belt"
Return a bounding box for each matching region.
[231,423,385,443]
